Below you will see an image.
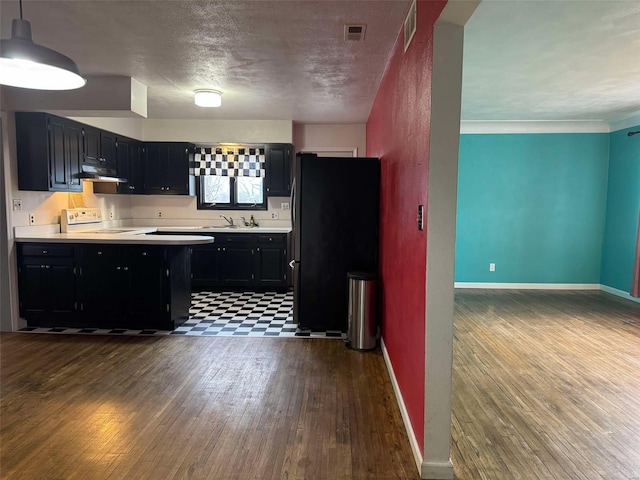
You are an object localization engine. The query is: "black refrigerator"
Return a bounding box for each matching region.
[291,153,380,331]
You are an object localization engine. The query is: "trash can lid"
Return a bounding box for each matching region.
[347,271,377,280]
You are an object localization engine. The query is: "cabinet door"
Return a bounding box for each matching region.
[83,126,101,166]
[19,258,76,325]
[191,245,222,284]
[130,144,146,194]
[167,143,190,194]
[116,138,131,194]
[146,143,169,194]
[64,121,83,191]
[19,262,48,318]
[266,144,292,196]
[48,263,77,316]
[220,246,254,285]
[100,131,117,168]
[255,246,286,286]
[127,248,167,324]
[80,247,127,326]
[48,118,68,191]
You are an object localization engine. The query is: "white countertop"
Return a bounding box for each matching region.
[14,225,291,245]
[156,226,292,234]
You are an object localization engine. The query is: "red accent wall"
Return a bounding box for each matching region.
[366,0,446,452]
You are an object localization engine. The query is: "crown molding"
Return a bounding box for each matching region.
[607,112,640,133]
[460,120,610,134]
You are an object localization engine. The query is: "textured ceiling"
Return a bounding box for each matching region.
[462,0,640,122]
[0,0,408,122]
[2,1,639,124]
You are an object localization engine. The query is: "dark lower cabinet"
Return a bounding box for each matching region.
[18,243,191,330]
[190,233,288,290]
[18,246,77,327]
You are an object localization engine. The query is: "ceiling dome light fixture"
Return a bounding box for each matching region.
[0,0,86,90]
[194,89,222,108]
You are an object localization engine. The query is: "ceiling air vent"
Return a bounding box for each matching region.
[344,24,366,41]
[403,0,417,52]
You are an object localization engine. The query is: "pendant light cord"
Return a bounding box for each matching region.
[19,0,23,19]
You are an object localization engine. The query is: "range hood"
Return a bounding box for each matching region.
[79,164,127,183]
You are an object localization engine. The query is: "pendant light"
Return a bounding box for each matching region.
[0,0,86,90]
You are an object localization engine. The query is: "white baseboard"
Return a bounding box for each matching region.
[454,282,600,290]
[421,461,454,480]
[600,284,640,304]
[381,339,423,476]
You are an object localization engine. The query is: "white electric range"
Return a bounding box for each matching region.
[60,208,143,234]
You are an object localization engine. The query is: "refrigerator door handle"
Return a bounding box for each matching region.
[290,177,296,231]
[289,260,295,269]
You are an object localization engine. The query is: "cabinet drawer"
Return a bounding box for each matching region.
[21,244,74,257]
[257,235,285,245]
[220,234,255,245]
[81,245,120,259]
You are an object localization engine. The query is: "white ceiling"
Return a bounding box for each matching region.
[1,1,640,124]
[0,0,408,123]
[463,0,640,123]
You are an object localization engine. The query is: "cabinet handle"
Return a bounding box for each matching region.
[42,250,48,254]
[269,237,272,241]
[267,187,270,192]
[116,266,121,270]
[142,252,147,256]
[40,264,45,269]
[45,265,50,269]
[223,247,225,251]
[97,251,102,255]
[257,248,260,252]
[123,266,129,271]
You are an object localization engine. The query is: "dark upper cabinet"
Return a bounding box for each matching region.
[115,138,131,194]
[82,125,101,166]
[265,143,293,197]
[146,142,194,195]
[16,112,82,192]
[115,137,148,195]
[82,125,117,169]
[118,141,146,194]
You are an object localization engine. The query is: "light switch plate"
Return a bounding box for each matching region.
[281,202,290,211]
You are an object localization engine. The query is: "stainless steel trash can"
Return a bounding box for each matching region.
[347,272,377,350]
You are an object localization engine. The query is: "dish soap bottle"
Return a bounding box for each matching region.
[250,215,255,227]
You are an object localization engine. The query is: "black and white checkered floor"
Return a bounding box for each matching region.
[19,291,346,339]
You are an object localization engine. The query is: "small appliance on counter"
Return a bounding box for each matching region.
[291,153,380,332]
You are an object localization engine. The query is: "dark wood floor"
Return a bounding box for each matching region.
[0,334,418,480]
[3,290,640,480]
[452,290,640,479]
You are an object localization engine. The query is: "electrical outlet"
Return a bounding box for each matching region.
[281,202,290,211]
[13,199,22,211]
[157,211,163,218]
[109,211,114,219]
[29,212,36,225]
[489,263,496,272]
[270,212,279,219]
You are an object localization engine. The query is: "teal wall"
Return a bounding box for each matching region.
[600,126,640,292]
[456,133,610,283]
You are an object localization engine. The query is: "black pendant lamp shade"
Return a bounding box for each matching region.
[0,5,86,90]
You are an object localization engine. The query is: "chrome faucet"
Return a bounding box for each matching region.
[219,214,233,226]
[240,216,249,227]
